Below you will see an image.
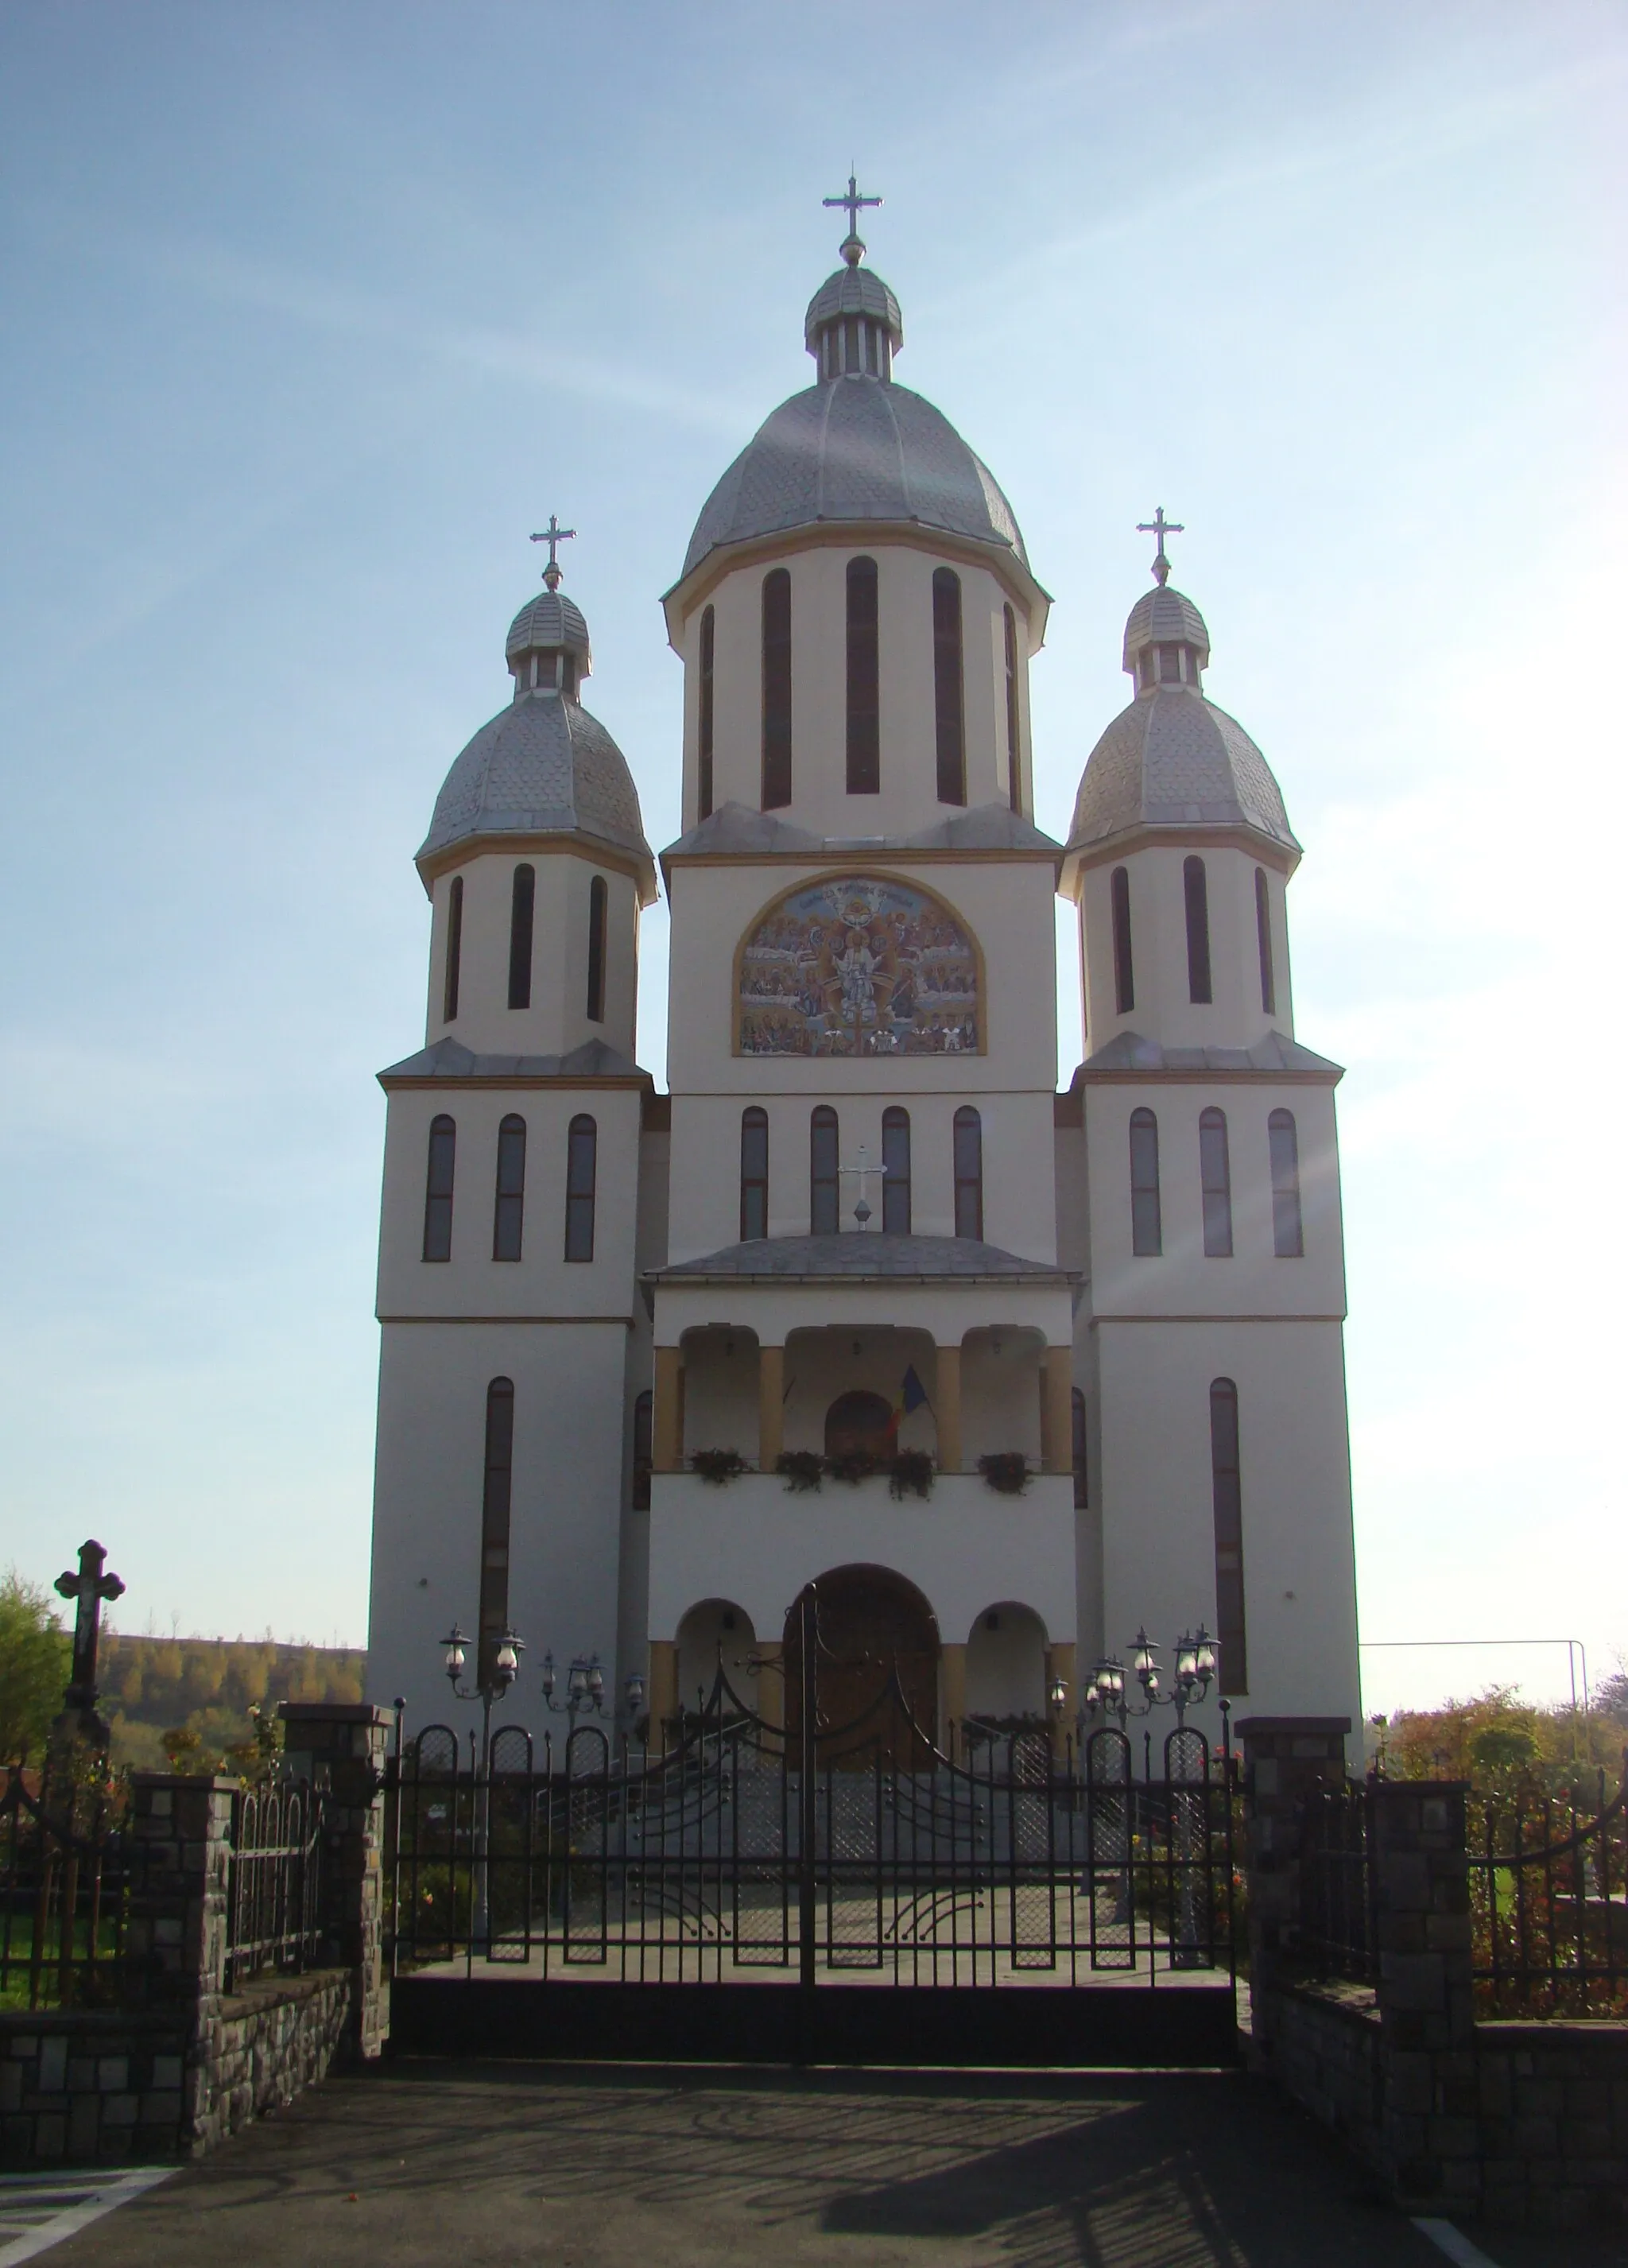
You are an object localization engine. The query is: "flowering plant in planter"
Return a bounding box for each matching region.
[824,1448,886,1487]
[690,1447,748,1486]
[977,1452,1031,1496]
[774,1449,825,1494]
[887,1448,936,1501]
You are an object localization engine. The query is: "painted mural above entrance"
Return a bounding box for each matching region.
[737,874,983,1058]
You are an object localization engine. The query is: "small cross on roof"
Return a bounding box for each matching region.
[529,514,576,591]
[1136,506,1184,587]
[823,171,882,268]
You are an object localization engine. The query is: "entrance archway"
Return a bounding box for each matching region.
[784,1564,940,1766]
[824,1390,893,1461]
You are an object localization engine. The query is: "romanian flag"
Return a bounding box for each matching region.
[887,1366,931,1440]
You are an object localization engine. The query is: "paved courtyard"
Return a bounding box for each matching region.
[26,2061,1626,2268]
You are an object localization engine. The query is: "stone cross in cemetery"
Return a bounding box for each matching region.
[52,1536,125,1746]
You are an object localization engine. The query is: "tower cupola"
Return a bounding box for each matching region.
[506,514,591,697]
[804,173,903,382]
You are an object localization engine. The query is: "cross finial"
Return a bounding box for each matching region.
[839,1144,888,1233]
[1136,507,1184,587]
[823,170,882,268]
[54,1538,125,1725]
[529,514,576,592]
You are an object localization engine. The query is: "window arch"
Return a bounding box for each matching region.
[632,1389,653,1511]
[932,567,966,805]
[492,1114,526,1262]
[1003,604,1021,812]
[1254,867,1277,1016]
[508,863,535,1010]
[740,1107,769,1241]
[443,875,463,1022]
[845,556,879,795]
[1072,1387,1088,1510]
[1199,1107,1233,1258]
[1269,1109,1304,1257]
[809,1106,839,1235]
[735,871,982,1058]
[697,604,715,822]
[1129,1107,1161,1255]
[564,1115,597,1261]
[422,1115,455,1262]
[1184,855,1212,1004]
[478,1377,515,1686]
[761,568,792,809]
[953,1106,983,1239]
[882,1106,911,1234]
[1111,866,1134,1014]
[586,874,607,1023]
[1209,1379,1246,1694]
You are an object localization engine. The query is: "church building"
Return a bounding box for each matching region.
[365,192,1362,1750]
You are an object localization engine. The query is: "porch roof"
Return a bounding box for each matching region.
[648,1231,1076,1289]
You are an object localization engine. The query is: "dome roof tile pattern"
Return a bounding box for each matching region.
[420,691,653,876]
[680,380,1027,583]
[804,265,904,350]
[1068,690,1298,855]
[506,589,590,661]
[1122,585,1210,670]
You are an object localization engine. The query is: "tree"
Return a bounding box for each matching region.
[0,1572,71,1763]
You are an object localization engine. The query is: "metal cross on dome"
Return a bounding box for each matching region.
[839,1145,888,1233]
[1137,507,1184,587]
[823,171,882,266]
[529,514,576,592]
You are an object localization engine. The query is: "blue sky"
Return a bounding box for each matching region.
[2,1,1623,1711]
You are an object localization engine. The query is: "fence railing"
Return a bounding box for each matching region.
[1299,1780,1375,1981]
[0,1758,130,2010]
[225,1779,325,1991]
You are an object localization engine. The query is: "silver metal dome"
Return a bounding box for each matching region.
[1122,585,1210,673]
[1068,688,1297,856]
[420,691,654,886]
[803,265,903,354]
[506,588,591,665]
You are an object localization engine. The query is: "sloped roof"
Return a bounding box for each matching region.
[650,1231,1074,1284]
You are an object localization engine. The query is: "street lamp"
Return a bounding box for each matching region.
[1081,1625,1219,1731]
[539,1650,647,1732]
[439,1619,524,1952]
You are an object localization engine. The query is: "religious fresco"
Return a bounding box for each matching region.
[737,875,982,1057]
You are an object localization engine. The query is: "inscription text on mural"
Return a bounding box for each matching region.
[738,877,981,1057]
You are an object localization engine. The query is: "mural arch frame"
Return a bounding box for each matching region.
[733,866,987,1060]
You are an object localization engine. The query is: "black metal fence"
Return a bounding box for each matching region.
[224,1779,325,1991]
[0,1757,130,2010]
[1299,1780,1375,1980]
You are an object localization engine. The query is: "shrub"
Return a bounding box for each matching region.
[690,1448,748,1486]
[775,1450,824,1494]
[888,1449,935,1500]
[978,1452,1031,1496]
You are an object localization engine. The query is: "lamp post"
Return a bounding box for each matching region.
[440,1621,523,1951]
[539,1651,648,1750]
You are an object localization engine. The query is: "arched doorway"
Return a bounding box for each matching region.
[824,1390,893,1462]
[784,1564,940,1766]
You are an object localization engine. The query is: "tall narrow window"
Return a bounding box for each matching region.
[1003,603,1021,812]
[1111,866,1134,1014]
[477,1377,515,1687]
[564,1114,597,1261]
[1255,867,1277,1016]
[740,1107,769,1241]
[1268,1109,1304,1258]
[492,1114,526,1261]
[1199,1107,1233,1258]
[508,863,535,1010]
[932,567,966,805]
[631,1389,653,1511]
[845,556,879,795]
[1072,1387,1088,1510]
[1184,855,1212,1004]
[953,1106,983,1239]
[443,875,463,1022]
[882,1106,911,1233]
[422,1114,455,1262]
[697,604,715,821]
[1129,1107,1162,1256]
[1210,1379,1247,1694]
[809,1106,839,1235]
[761,568,792,809]
[586,875,607,1023]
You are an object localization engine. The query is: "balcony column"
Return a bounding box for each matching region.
[934,1343,962,1474]
[653,1347,683,1472]
[1039,1345,1075,1475]
[646,1639,678,1750]
[758,1344,785,1471]
[940,1641,967,1760]
[755,1642,785,1741]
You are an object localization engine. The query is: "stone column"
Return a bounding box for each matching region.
[1039,1347,1074,1476]
[940,1641,967,1756]
[1237,1716,1351,2068]
[758,1344,785,1470]
[934,1344,962,1474]
[653,1347,683,1472]
[278,1704,393,2063]
[646,1639,678,1750]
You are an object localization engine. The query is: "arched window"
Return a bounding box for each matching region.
[1003,604,1021,812]
[1072,1386,1088,1510]
[697,604,715,822]
[492,1114,526,1262]
[932,567,966,805]
[1184,855,1212,1004]
[1254,867,1277,1016]
[1209,1379,1247,1694]
[443,875,463,1022]
[478,1377,514,1685]
[845,556,879,795]
[882,1106,911,1234]
[1269,1109,1304,1257]
[761,568,792,809]
[508,863,535,1010]
[809,1106,839,1235]
[1129,1107,1161,1255]
[1111,866,1134,1014]
[953,1106,983,1240]
[422,1115,455,1262]
[632,1389,653,1511]
[1199,1107,1233,1258]
[564,1115,597,1262]
[586,874,607,1023]
[740,1107,769,1241]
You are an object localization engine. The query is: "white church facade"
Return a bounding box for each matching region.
[365,205,1361,1752]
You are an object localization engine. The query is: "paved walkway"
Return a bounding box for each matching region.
[29,2064,1627,2268]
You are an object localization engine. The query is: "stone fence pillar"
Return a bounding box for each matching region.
[278,1704,394,2061]
[1368,1778,1477,2211]
[125,1774,235,2138]
[1236,1716,1351,2068]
